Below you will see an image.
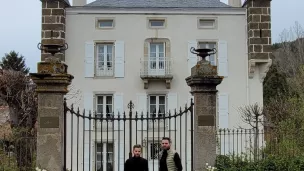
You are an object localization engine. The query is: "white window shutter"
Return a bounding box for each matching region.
[188,41,198,75]
[83,142,93,171]
[84,92,94,130]
[218,93,229,128]
[218,40,228,77]
[114,140,125,171]
[114,93,124,131]
[114,41,125,78]
[85,42,95,78]
[136,93,147,130]
[218,93,229,155]
[167,93,178,130]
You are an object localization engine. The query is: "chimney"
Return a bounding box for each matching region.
[41,0,70,61]
[228,0,242,7]
[73,0,86,6]
[245,0,272,80]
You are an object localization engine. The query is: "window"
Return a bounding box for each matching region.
[149,95,166,118]
[199,42,217,66]
[96,142,114,171]
[198,19,216,29]
[149,142,161,160]
[96,44,114,76]
[97,19,114,28]
[96,95,113,118]
[149,19,166,28]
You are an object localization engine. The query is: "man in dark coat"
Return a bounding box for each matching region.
[124,144,149,171]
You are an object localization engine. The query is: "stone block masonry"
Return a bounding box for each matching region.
[245,0,272,60]
[41,0,70,61]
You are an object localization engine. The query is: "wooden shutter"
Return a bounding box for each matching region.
[114,93,124,131]
[187,41,198,75]
[114,41,125,78]
[218,40,228,77]
[85,42,95,78]
[136,93,147,130]
[167,93,178,130]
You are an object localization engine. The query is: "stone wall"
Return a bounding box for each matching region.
[245,0,272,60]
[41,0,70,61]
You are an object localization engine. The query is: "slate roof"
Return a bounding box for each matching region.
[86,0,230,8]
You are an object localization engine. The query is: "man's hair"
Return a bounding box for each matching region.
[162,137,172,143]
[133,144,142,150]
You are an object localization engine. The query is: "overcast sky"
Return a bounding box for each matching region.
[0,0,303,73]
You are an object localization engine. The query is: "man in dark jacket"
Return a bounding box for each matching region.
[124,144,149,171]
[159,137,183,171]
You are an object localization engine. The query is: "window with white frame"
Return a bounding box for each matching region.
[149,95,166,118]
[199,42,217,66]
[148,19,166,28]
[96,95,113,118]
[149,142,161,160]
[96,142,114,171]
[96,44,114,76]
[198,19,216,29]
[97,19,114,29]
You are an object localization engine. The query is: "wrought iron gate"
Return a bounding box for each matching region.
[64,99,194,171]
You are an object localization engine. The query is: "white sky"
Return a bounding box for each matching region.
[0,0,303,73]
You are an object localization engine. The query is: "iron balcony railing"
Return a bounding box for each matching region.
[140,57,173,77]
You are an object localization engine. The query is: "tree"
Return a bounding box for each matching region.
[0,70,37,170]
[1,51,30,75]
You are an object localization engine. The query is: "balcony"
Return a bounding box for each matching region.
[140,57,173,89]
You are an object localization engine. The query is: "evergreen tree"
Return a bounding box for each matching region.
[1,51,30,74]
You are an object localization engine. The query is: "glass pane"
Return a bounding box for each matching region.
[150,44,156,53]
[96,162,102,171]
[98,45,104,53]
[199,43,207,49]
[150,105,156,114]
[98,54,104,62]
[150,20,164,27]
[150,96,156,104]
[158,44,164,53]
[199,20,214,27]
[97,105,103,114]
[98,62,104,69]
[159,96,165,104]
[150,53,156,58]
[159,105,165,114]
[106,105,112,114]
[209,43,215,49]
[107,62,112,68]
[107,54,112,62]
[106,96,112,104]
[159,52,164,58]
[97,143,102,152]
[107,45,113,54]
[99,20,113,27]
[97,96,103,104]
[97,154,102,161]
[107,143,114,152]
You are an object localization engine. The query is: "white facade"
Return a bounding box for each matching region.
[64,5,265,171]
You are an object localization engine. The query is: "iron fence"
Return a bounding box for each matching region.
[64,99,194,171]
[216,128,302,161]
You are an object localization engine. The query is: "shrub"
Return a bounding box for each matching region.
[215,155,304,171]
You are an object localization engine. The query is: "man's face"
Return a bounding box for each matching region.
[161,139,170,150]
[133,147,141,157]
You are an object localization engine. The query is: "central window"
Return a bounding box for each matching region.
[148,43,166,76]
[96,95,113,118]
[96,44,114,76]
[149,95,166,118]
[96,142,114,171]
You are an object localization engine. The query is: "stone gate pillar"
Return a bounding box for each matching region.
[186,58,223,170]
[30,56,73,170]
